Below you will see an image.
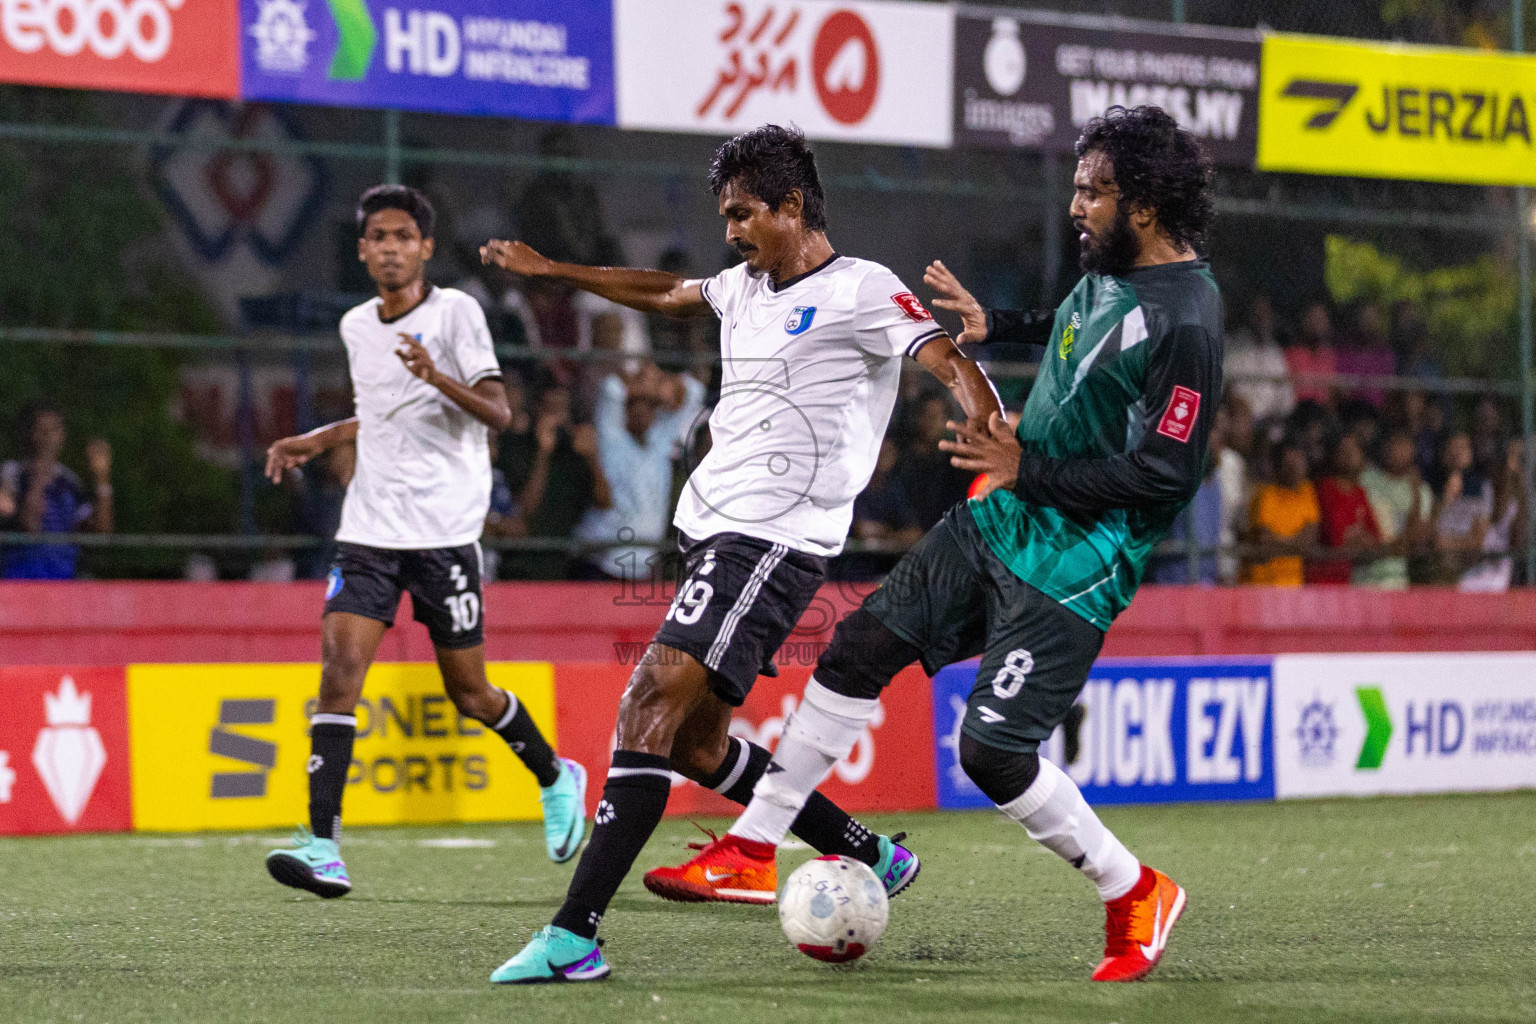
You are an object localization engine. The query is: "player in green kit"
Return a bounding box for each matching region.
[651,106,1221,981]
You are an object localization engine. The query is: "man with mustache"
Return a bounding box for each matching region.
[660,105,1222,982]
[480,124,1002,984]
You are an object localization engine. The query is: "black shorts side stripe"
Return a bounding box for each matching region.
[706,542,787,671]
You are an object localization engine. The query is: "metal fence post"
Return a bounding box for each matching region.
[384,108,401,185]
[1517,0,1536,584]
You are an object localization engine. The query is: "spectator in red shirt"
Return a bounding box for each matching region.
[1310,431,1382,583]
[1285,302,1337,409]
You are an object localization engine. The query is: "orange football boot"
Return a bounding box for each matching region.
[1091,865,1186,982]
[643,829,778,904]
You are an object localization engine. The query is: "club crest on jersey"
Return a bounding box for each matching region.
[1156,385,1201,443]
[890,292,933,323]
[784,306,817,335]
[1060,311,1082,359]
[325,567,344,600]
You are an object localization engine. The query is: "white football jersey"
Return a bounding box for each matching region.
[676,255,946,557]
[335,286,502,549]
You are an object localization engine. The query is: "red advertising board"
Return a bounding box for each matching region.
[0,666,133,835]
[553,661,936,819]
[0,0,239,98]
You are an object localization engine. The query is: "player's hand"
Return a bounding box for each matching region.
[265,435,324,484]
[85,438,112,483]
[395,333,438,384]
[923,260,988,345]
[480,239,552,278]
[534,411,562,454]
[940,413,1021,490]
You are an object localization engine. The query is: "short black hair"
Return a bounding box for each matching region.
[16,400,62,449]
[356,184,436,239]
[709,124,827,231]
[1075,105,1214,255]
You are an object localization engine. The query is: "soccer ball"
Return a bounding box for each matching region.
[778,855,889,963]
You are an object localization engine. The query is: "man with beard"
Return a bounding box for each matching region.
[650,106,1222,982]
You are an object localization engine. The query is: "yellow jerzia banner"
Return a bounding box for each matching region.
[127,663,556,831]
[1258,33,1536,187]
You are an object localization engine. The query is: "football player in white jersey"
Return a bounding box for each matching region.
[480,125,1002,984]
[261,186,588,899]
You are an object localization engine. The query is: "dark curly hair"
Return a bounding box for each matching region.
[356,184,436,239]
[1075,106,1213,255]
[709,124,827,231]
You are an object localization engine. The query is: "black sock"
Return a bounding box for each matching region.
[551,750,672,939]
[492,690,561,788]
[307,717,356,841]
[702,737,879,867]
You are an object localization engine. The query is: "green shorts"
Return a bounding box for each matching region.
[863,503,1105,754]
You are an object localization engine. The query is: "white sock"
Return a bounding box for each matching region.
[729,678,877,846]
[998,756,1141,901]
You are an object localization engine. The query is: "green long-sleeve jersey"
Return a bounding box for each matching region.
[968,259,1224,630]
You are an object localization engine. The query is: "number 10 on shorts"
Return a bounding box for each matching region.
[444,593,480,633]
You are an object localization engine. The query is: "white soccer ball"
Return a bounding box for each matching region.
[778,855,889,963]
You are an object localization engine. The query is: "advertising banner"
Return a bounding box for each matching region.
[0,667,134,835]
[126,662,554,831]
[1273,653,1536,799]
[0,0,239,97]
[1258,33,1536,187]
[239,0,615,123]
[554,661,935,818]
[615,0,953,147]
[934,658,1275,809]
[953,12,1259,163]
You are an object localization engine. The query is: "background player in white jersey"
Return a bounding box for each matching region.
[479,125,1002,984]
[261,186,588,898]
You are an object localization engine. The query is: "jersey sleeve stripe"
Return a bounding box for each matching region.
[905,327,947,357]
[700,278,723,319]
[466,369,504,386]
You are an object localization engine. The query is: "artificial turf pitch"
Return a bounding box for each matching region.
[4,792,1533,1024]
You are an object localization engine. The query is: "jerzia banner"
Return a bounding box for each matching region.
[953,10,1260,164]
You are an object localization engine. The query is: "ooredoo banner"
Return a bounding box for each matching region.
[953,11,1259,163]
[0,0,239,98]
[1273,653,1536,799]
[554,661,936,818]
[0,666,133,835]
[239,0,615,123]
[126,662,555,831]
[933,658,1275,809]
[615,0,953,147]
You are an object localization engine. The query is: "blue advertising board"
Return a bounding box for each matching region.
[240,0,615,123]
[933,657,1275,808]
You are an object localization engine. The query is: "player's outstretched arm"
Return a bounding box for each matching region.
[265,418,358,483]
[914,335,1004,433]
[479,239,709,318]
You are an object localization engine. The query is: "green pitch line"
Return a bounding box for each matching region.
[4,793,1534,1023]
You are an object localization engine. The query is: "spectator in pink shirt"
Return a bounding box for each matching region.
[1285,302,1337,409]
[1336,303,1396,407]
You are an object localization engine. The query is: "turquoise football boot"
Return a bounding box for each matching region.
[265,826,351,898]
[490,925,610,985]
[541,758,588,863]
[874,832,920,898]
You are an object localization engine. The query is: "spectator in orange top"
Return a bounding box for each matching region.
[1243,438,1320,587]
[1310,432,1382,584]
[1285,302,1337,409]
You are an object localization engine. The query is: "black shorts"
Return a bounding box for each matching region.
[323,542,485,650]
[863,504,1105,754]
[653,532,826,706]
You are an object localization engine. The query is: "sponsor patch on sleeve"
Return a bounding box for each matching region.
[890,292,933,322]
[1155,385,1201,443]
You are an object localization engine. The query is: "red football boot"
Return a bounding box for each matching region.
[1091,865,1186,982]
[643,829,778,905]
